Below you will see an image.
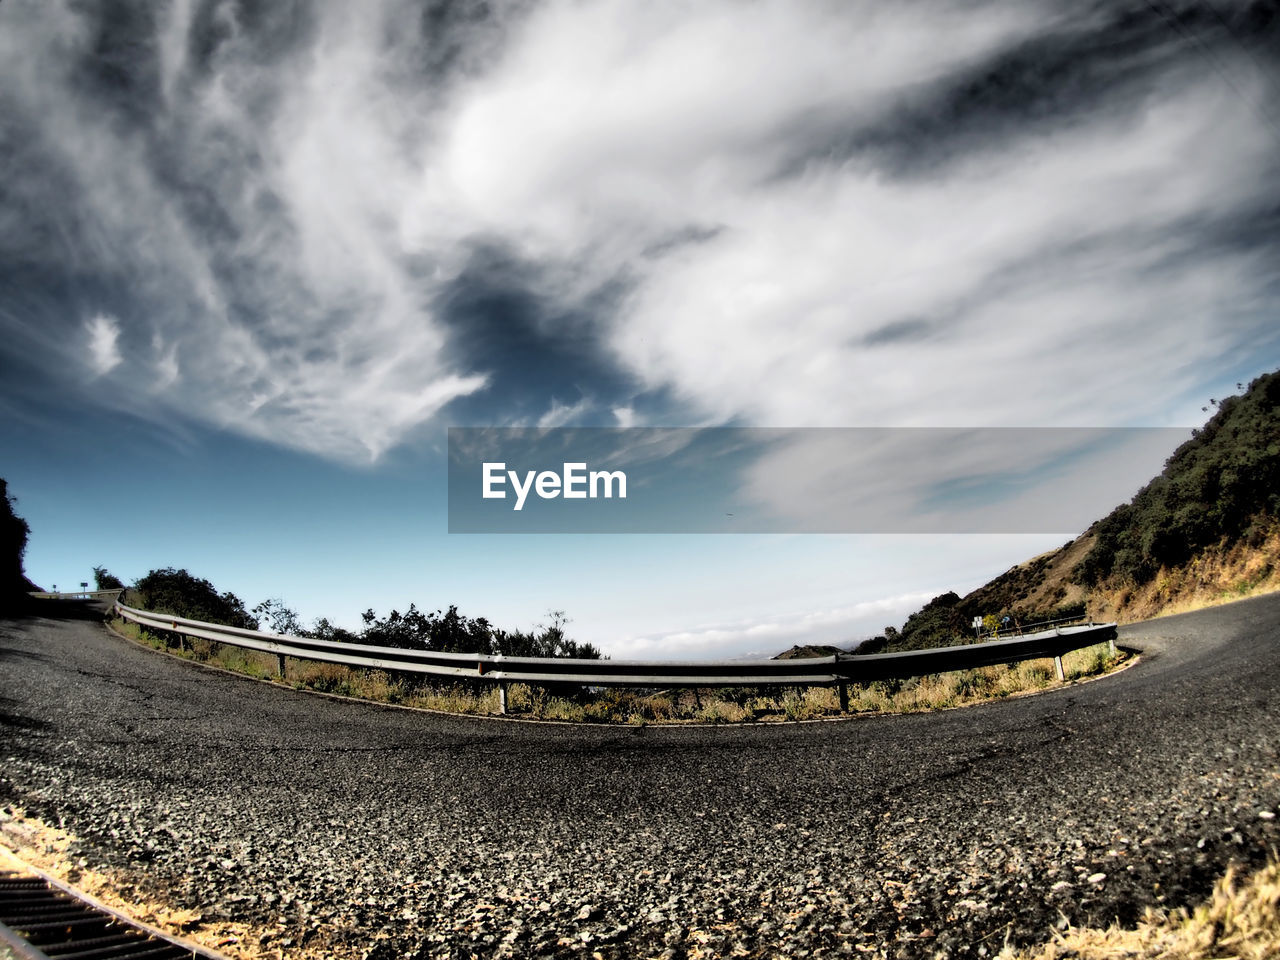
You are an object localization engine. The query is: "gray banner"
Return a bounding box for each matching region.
[447,427,1189,533]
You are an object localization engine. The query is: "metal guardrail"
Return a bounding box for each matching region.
[28,589,125,601]
[978,613,1091,640]
[109,600,1118,713]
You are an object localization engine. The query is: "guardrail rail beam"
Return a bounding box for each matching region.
[96,600,1118,708]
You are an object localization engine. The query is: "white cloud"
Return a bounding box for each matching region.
[607,73,1276,430]
[157,0,195,104]
[2,0,1276,466]
[537,396,593,428]
[85,314,122,376]
[610,590,937,660]
[422,0,1044,256]
[407,0,1277,436]
[151,334,180,390]
[0,0,488,462]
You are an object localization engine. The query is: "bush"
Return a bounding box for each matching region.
[1079,371,1280,588]
[93,566,125,590]
[134,568,258,629]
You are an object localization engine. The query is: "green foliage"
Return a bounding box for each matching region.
[92,566,125,590]
[252,598,301,635]
[133,567,258,629]
[1078,371,1280,587]
[852,635,888,654]
[307,617,360,643]
[954,669,992,699]
[357,605,602,659]
[125,562,598,691]
[890,591,972,651]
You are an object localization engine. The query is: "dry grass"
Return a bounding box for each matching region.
[1002,855,1280,960]
[110,617,1125,724]
[0,808,313,960]
[965,524,1280,633]
[1088,522,1280,626]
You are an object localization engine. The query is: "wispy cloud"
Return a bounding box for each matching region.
[537,395,593,429]
[1,0,1276,464]
[85,314,122,376]
[0,1,493,461]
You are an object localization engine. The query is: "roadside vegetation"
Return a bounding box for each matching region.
[109,614,1124,723]
[1079,371,1280,590]
[863,370,1280,655]
[116,566,602,660]
[1003,855,1280,960]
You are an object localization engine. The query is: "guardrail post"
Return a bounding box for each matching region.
[276,653,287,679]
[1053,655,1065,682]
[834,652,849,712]
[497,683,508,715]
[1108,636,1116,659]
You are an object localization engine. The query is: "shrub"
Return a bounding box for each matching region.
[134,568,258,629]
[92,566,125,590]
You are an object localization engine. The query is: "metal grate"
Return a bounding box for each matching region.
[0,867,217,960]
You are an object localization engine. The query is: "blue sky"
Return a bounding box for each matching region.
[2,0,1278,657]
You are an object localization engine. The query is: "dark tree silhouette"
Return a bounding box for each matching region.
[1,478,34,609]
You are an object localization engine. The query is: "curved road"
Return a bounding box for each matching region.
[2,596,1279,958]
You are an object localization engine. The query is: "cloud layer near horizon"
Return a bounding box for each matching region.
[2,0,1277,460]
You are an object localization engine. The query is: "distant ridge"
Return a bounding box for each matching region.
[773,643,846,660]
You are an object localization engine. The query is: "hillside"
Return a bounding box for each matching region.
[866,370,1280,653]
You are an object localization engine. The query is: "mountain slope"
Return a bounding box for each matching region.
[868,370,1280,653]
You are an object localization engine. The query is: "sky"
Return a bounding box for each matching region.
[1,0,1278,658]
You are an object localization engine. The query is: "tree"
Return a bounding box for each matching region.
[1078,370,1280,587]
[308,617,359,643]
[356,603,602,660]
[134,568,258,629]
[252,598,302,635]
[1,478,33,606]
[92,566,125,590]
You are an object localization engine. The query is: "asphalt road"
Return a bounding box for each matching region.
[1,595,1279,959]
